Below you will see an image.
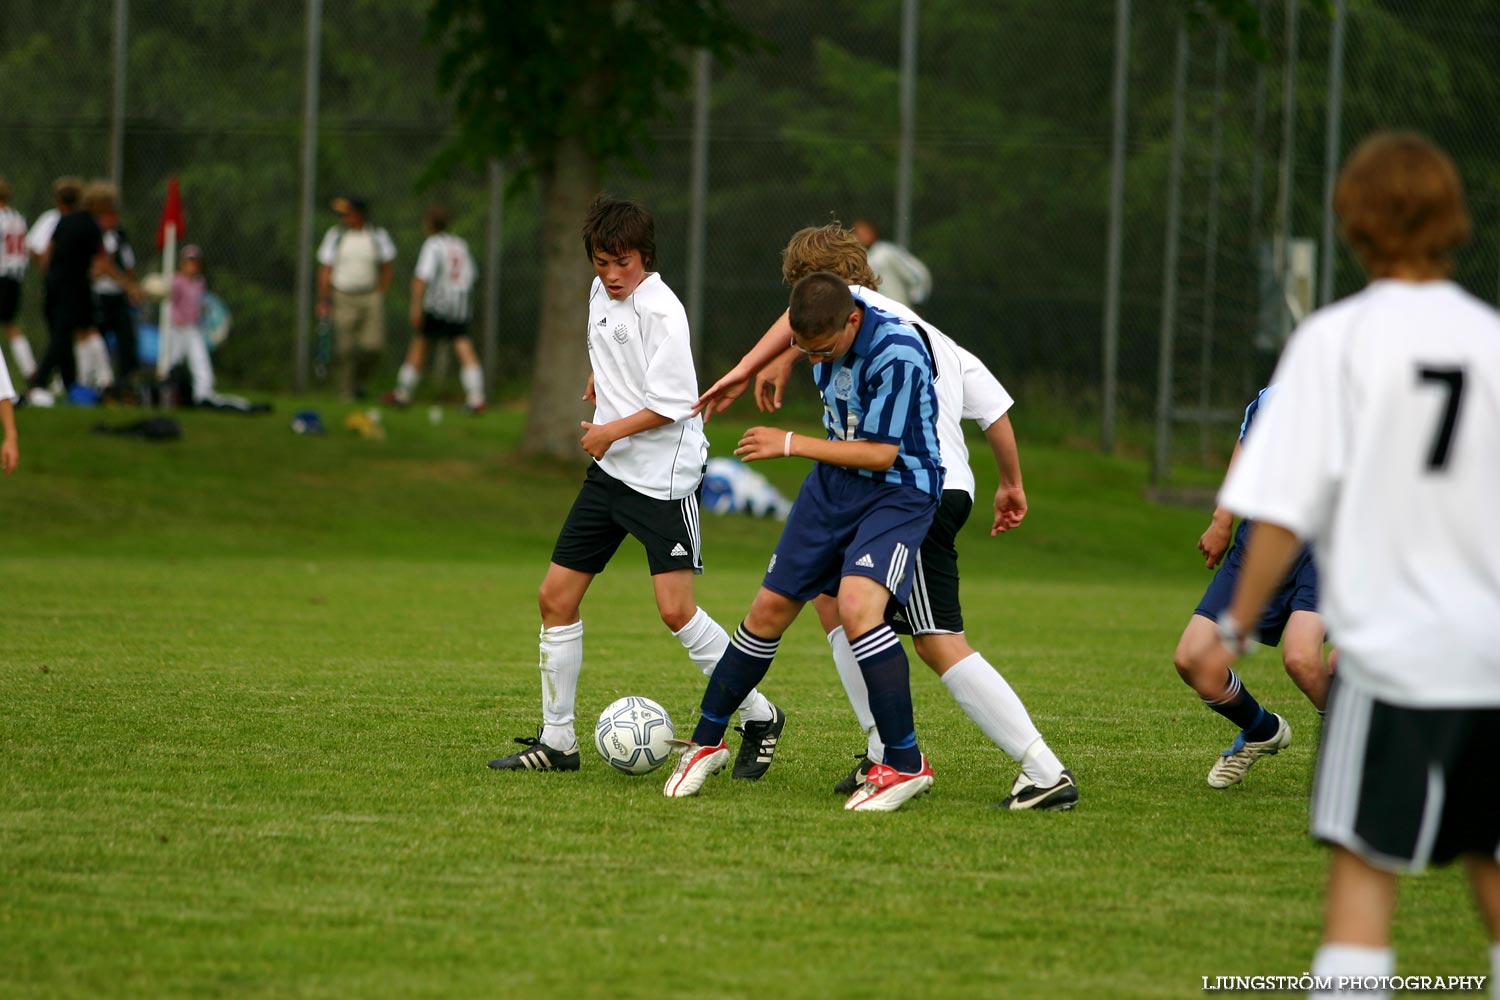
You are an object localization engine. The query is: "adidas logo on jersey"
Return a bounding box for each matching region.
[670,543,689,557]
[855,554,875,569]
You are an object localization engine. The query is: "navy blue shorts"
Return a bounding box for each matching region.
[1194,523,1319,646]
[762,462,936,605]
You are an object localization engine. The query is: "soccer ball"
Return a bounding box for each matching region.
[594,696,675,775]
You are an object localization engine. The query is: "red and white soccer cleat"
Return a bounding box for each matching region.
[843,756,934,812]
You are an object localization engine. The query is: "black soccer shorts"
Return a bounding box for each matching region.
[1310,677,1500,873]
[888,489,973,636]
[551,463,704,576]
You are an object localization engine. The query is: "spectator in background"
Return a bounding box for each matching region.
[94,200,140,391]
[24,175,82,401]
[0,177,38,382]
[316,196,396,402]
[382,204,486,414]
[164,244,214,404]
[31,180,133,402]
[852,218,931,307]
[71,182,130,395]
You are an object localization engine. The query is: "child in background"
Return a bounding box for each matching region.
[0,339,19,474]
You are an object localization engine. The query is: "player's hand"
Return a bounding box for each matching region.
[579,420,614,459]
[991,484,1027,536]
[582,374,595,404]
[409,308,423,332]
[754,352,797,413]
[125,281,144,306]
[693,369,749,422]
[0,438,16,475]
[734,426,788,463]
[1198,518,1233,568]
[317,300,330,320]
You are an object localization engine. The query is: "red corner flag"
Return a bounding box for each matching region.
[156,176,186,250]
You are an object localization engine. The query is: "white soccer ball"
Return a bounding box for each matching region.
[594,696,675,775]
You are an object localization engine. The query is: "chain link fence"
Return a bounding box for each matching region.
[3,0,1497,463]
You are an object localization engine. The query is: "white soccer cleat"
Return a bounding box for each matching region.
[662,740,730,798]
[1207,715,1292,788]
[843,757,934,812]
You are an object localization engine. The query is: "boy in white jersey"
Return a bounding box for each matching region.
[1213,133,1500,997]
[382,204,486,413]
[695,223,1076,811]
[489,197,783,776]
[0,177,37,382]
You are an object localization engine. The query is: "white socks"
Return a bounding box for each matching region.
[9,335,36,380]
[1309,944,1394,1000]
[828,626,884,760]
[395,362,419,402]
[942,652,1063,785]
[538,621,583,752]
[74,334,115,390]
[675,607,773,723]
[460,363,485,407]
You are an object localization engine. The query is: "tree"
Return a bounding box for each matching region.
[425,0,761,459]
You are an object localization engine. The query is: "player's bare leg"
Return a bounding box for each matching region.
[1175,614,1291,788]
[1307,847,1398,997]
[1463,855,1500,987]
[1280,609,1329,710]
[454,336,487,412]
[386,335,429,407]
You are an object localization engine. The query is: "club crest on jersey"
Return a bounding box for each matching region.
[833,368,854,400]
[612,323,630,345]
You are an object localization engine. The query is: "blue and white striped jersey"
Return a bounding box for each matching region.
[812,300,943,496]
[1238,386,1274,441]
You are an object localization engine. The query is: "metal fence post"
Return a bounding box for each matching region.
[686,49,711,359]
[293,0,322,394]
[894,0,918,247]
[482,157,503,388]
[110,0,128,190]
[1319,0,1347,307]
[1151,19,1189,486]
[1100,0,1130,455]
[1198,27,1228,465]
[1272,0,1300,333]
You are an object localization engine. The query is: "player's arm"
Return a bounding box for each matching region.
[735,426,898,471]
[0,398,17,475]
[982,413,1026,535]
[694,310,800,419]
[579,407,673,460]
[316,264,332,318]
[955,342,1023,535]
[1198,441,1242,569]
[379,261,394,295]
[91,249,136,297]
[1222,520,1302,647]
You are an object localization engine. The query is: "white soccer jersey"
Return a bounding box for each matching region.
[25,208,59,259]
[851,286,1013,499]
[1,207,28,278]
[586,272,706,501]
[317,225,396,293]
[1221,279,1500,707]
[414,233,476,322]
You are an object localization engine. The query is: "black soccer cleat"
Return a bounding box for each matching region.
[731,703,786,780]
[833,754,875,795]
[488,729,580,772]
[994,768,1079,811]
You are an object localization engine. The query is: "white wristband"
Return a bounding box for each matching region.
[1215,611,1256,656]
[783,431,794,458]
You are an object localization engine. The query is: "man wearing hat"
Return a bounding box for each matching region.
[316,196,396,401]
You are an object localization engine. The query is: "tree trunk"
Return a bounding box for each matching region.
[521,137,600,460]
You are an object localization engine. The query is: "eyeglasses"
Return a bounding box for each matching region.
[790,332,841,360]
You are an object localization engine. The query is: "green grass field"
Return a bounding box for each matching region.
[1,400,1487,999]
